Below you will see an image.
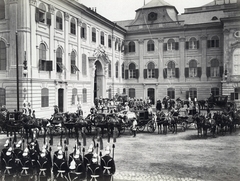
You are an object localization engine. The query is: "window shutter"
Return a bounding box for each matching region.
[175,68,179,78]
[39,59,42,70]
[197,67,202,77]
[220,66,223,77]
[185,42,189,49]
[47,61,53,71]
[185,68,189,78]
[124,45,128,54]
[230,93,235,100]
[35,7,39,22]
[235,93,238,100]
[175,42,179,50]
[155,69,159,79]
[46,12,51,26]
[216,39,219,47]
[186,91,189,99]
[207,40,211,48]
[144,69,147,79]
[136,69,139,79]
[163,43,167,51]
[125,70,128,79]
[197,40,199,49]
[206,67,210,77]
[163,68,167,79]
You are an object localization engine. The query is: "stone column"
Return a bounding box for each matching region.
[138,39,144,83]
[158,38,164,82]
[200,35,207,81]
[64,12,69,80]
[179,37,186,82]
[77,18,82,81]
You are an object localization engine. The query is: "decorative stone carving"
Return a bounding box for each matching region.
[49,4,55,14]
[64,12,69,21]
[93,45,110,64]
[179,37,186,42]
[158,38,164,43]
[77,18,82,26]
[200,35,207,40]
[29,0,36,6]
[138,39,144,44]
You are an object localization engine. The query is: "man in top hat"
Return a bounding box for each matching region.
[100,146,116,181]
[36,147,51,181]
[68,148,86,181]
[19,147,33,181]
[1,146,16,180]
[53,149,69,181]
[86,153,102,181]
[84,144,94,170]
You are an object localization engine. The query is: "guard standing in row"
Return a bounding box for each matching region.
[101,146,116,181]
[36,147,51,181]
[1,146,16,181]
[86,153,102,181]
[19,147,34,181]
[53,149,69,181]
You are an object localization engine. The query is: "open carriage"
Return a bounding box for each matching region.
[134,109,156,133]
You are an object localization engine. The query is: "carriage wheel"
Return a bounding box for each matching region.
[137,125,145,132]
[168,125,172,131]
[147,121,156,133]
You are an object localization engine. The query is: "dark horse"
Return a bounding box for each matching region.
[156,111,168,134]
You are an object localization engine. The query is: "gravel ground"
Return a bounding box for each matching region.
[0,125,239,181]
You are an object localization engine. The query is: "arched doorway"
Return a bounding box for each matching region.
[58,88,64,112]
[147,88,155,105]
[94,60,104,99]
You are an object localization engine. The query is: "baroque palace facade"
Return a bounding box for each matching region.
[0,0,239,118]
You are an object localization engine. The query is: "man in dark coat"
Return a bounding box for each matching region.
[53,150,69,181]
[36,148,52,181]
[100,146,116,181]
[1,147,16,181]
[19,147,34,181]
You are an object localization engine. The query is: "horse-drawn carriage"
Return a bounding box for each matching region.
[134,109,156,133]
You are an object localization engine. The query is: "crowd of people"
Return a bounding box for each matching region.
[0,137,115,181]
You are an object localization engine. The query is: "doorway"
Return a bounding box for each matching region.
[147,88,155,105]
[94,60,104,99]
[58,88,64,112]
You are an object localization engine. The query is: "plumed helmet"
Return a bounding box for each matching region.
[92,153,98,163]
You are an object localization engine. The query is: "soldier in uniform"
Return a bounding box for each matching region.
[13,140,23,177]
[53,143,66,163]
[36,147,51,181]
[53,150,69,181]
[1,147,16,181]
[86,153,102,181]
[19,147,34,181]
[84,144,94,170]
[68,148,86,181]
[100,146,116,181]
[69,143,82,165]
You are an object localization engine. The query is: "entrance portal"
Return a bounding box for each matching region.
[94,61,104,99]
[58,88,64,112]
[148,88,155,105]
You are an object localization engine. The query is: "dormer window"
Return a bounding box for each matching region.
[148,12,157,21]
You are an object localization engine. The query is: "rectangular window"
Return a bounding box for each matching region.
[211,67,219,77]
[70,22,76,35]
[0,88,6,107]
[92,31,96,42]
[81,27,85,38]
[129,70,136,78]
[101,35,104,45]
[189,68,197,77]
[148,69,155,78]
[56,17,62,30]
[83,89,87,103]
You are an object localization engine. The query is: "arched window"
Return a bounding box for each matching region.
[128,41,135,53]
[70,18,76,35]
[72,88,77,105]
[100,31,104,45]
[41,88,49,107]
[122,63,125,79]
[38,3,46,23]
[167,88,175,99]
[129,88,135,98]
[115,39,120,51]
[189,37,197,49]
[0,41,6,70]
[92,27,96,42]
[211,87,219,97]
[210,59,219,77]
[108,63,111,77]
[81,23,87,39]
[147,40,154,51]
[167,61,175,78]
[233,48,240,75]
[56,11,63,30]
[208,35,219,48]
[39,43,47,71]
[0,0,5,20]
[167,39,175,50]
[115,62,119,78]
[147,62,155,78]
[71,51,79,74]
[82,88,87,103]
[189,60,197,77]
[56,47,65,72]
[129,63,136,78]
[82,54,87,75]
[0,88,6,107]
[108,35,112,48]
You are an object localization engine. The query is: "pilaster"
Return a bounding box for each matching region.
[158,38,164,82]
[138,39,144,82]
[64,12,69,80]
[179,37,186,81]
[200,35,207,81]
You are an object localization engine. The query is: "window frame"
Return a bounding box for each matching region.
[56,11,63,30]
[189,60,198,78]
[70,18,76,35]
[92,27,96,43]
[128,41,135,53]
[167,61,176,78]
[41,88,49,107]
[0,41,6,71]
